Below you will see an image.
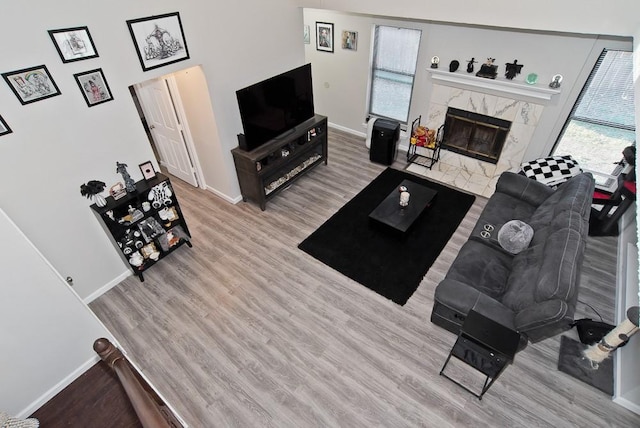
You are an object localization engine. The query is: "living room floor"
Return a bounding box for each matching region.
[90,128,638,427]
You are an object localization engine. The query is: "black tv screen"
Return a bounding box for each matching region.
[236,64,314,151]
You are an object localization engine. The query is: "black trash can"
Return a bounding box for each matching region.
[370,119,400,165]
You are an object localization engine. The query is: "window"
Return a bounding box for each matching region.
[553,49,635,175]
[368,26,422,124]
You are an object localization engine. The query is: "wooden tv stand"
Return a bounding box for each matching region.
[231,115,328,210]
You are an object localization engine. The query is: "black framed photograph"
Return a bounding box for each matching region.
[2,65,61,105]
[0,115,12,137]
[73,68,113,107]
[139,161,157,180]
[342,31,358,51]
[126,12,190,72]
[48,26,99,63]
[316,22,334,53]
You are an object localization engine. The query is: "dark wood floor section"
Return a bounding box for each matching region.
[31,361,141,427]
[89,129,640,427]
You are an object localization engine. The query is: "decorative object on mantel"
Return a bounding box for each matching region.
[505,59,524,80]
[80,180,107,207]
[431,56,439,69]
[449,60,460,73]
[525,73,538,85]
[466,57,477,73]
[476,58,498,79]
[116,161,137,193]
[549,74,563,88]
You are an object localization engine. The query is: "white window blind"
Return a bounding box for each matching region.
[369,26,422,124]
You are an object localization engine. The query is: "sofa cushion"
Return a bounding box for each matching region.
[444,240,513,299]
[520,155,582,188]
[528,173,594,229]
[501,226,585,312]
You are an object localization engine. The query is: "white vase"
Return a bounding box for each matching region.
[93,194,107,207]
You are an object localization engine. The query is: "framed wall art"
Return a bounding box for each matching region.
[48,26,99,63]
[0,115,12,137]
[126,12,190,72]
[73,68,113,107]
[2,65,61,105]
[342,31,358,51]
[139,161,157,180]
[316,22,334,53]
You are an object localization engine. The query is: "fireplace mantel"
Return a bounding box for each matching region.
[428,69,560,101]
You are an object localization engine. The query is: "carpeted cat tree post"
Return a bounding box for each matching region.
[583,306,639,366]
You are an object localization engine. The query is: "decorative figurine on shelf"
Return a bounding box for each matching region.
[80,180,107,207]
[430,56,440,69]
[505,59,524,80]
[549,74,563,89]
[449,60,460,72]
[116,162,136,193]
[466,57,477,73]
[476,58,498,79]
[399,191,410,207]
[526,73,539,85]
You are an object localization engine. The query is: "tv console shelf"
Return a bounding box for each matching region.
[231,114,328,210]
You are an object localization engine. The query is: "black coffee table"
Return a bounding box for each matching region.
[368,179,437,234]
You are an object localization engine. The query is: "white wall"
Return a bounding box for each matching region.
[303,10,632,161]
[0,209,113,417]
[0,1,306,299]
[300,1,640,38]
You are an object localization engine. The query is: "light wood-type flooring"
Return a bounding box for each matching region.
[90,129,640,427]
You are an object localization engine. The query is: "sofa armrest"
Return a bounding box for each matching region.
[514,299,574,342]
[496,172,555,207]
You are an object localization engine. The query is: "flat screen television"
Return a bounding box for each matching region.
[236,63,314,151]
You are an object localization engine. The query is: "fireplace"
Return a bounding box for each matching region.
[442,107,512,164]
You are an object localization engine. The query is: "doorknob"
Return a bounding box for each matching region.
[149,125,155,129]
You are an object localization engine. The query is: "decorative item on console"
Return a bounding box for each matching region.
[139,160,157,180]
[505,59,524,80]
[476,58,498,79]
[116,161,137,193]
[449,60,460,72]
[80,180,107,207]
[430,56,439,69]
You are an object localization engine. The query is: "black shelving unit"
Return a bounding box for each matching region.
[91,173,192,282]
[406,116,443,170]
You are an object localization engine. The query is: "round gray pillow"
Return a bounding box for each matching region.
[498,220,534,254]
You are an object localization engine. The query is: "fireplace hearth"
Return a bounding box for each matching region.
[442,107,512,164]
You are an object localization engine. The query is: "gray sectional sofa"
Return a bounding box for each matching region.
[431,171,595,348]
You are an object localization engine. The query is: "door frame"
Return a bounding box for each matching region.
[134,73,206,188]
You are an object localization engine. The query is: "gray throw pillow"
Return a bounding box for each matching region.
[498,220,534,254]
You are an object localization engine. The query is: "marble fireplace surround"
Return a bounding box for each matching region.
[406,83,544,198]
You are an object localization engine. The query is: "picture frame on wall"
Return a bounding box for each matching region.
[0,115,13,137]
[48,26,99,63]
[126,12,190,72]
[303,25,310,44]
[73,68,114,107]
[139,161,157,180]
[2,65,61,105]
[342,31,358,51]
[316,22,334,53]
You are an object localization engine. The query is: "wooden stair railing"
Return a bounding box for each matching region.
[93,338,176,428]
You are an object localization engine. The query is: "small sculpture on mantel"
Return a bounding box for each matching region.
[116,161,136,193]
[430,56,440,69]
[505,59,524,80]
[476,58,498,79]
[549,74,563,89]
[466,57,477,73]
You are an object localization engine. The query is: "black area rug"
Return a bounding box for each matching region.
[298,168,475,305]
[557,336,613,395]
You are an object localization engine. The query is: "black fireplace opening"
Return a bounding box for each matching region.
[442,107,512,164]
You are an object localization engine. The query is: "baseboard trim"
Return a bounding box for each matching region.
[83,270,131,304]
[329,121,366,138]
[17,355,100,419]
[206,185,242,204]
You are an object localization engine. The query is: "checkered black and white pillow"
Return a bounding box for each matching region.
[520,155,582,187]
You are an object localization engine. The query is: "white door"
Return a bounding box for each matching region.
[136,78,198,186]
